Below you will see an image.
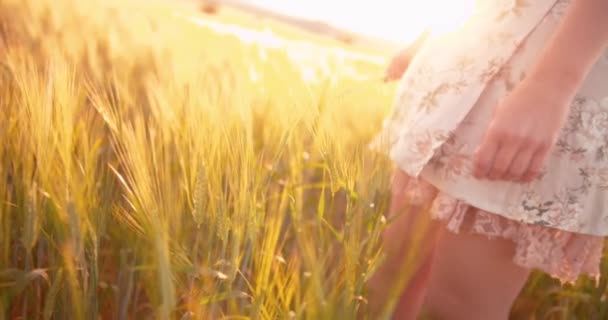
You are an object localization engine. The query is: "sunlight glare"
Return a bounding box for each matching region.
[248,0,476,45]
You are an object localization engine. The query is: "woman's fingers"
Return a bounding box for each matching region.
[384,52,412,82]
[385,66,405,82]
[384,70,400,82]
[473,134,500,179]
[384,67,400,82]
[487,144,519,180]
[505,147,535,182]
[522,147,549,182]
[475,140,549,183]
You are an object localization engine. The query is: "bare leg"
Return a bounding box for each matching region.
[390,247,438,320]
[424,220,531,320]
[367,170,442,320]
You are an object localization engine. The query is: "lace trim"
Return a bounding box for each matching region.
[405,178,604,283]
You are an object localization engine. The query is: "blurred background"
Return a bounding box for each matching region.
[198,0,475,45]
[1,0,606,319]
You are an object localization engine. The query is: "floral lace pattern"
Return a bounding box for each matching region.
[372,0,562,176]
[374,0,608,236]
[404,177,604,283]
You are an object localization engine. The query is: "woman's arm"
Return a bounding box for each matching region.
[474,0,608,182]
[528,0,608,94]
[383,30,431,82]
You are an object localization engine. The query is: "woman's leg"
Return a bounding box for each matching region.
[423,219,531,320]
[367,170,443,320]
[390,246,439,320]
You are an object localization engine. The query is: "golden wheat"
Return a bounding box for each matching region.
[0,0,606,319]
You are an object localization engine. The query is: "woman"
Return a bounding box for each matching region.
[369,0,608,319]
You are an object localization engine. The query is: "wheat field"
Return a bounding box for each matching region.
[0,0,606,319]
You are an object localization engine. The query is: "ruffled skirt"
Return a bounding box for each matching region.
[374,0,607,283]
[400,176,605,283]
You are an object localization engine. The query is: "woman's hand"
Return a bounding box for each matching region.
[384,31,430,82]
[384,47,416,82]
[474,0,608,183]
[473,76,576,182]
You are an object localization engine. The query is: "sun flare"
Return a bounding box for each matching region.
[248,0,476,44]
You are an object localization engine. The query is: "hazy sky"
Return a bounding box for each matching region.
[246,0,475,44]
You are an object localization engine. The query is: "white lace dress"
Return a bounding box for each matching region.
[374,0,608,282]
